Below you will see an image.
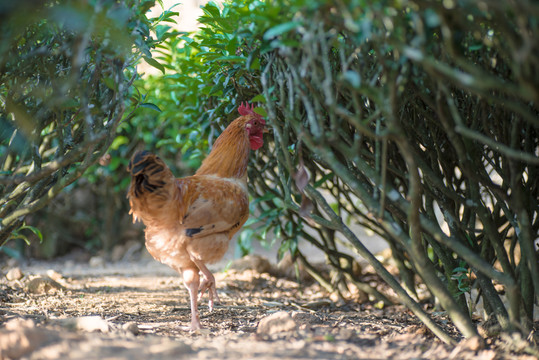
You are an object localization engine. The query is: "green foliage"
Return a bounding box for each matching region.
[451,263,472,297]
[0,0,163,245]
[143,0,538,344]
[0,222,43,259]
[253,0,538,343]
[105,0,269,176]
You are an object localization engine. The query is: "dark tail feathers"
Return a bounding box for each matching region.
[128,151,170,198]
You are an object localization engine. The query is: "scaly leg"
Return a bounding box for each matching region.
[182,267,202,330]
[190,258,220,312]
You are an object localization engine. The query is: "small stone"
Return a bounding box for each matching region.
[6,258,18,268]
[0,319,56,359]
[303,299,333,309]
[461,336,484,351]
[329,292,341,303]
[123,322,139,335]
[6,267,23,281]
[110,244,126,262]
[56,316,109,333]
[122,240,142,261]
[89,256,105,268]
[75,316,109,332]
[257,311,297,335]
[147,340,194,356]
[5,318,35,330]
[228,255,272,274]
[291,312,322,326]
[26,277,64,294]
[274,253,328,283]
[46,269,63,281]
[478,317,502,338]
[336,327,355,340]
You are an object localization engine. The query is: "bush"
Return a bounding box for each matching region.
[256,0,538,343]
[145,0,538,345]
[0,0,163,248]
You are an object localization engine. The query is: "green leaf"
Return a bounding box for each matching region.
[19,225,43,243]
[0,246,23,259]
[103,77,117,91]
[203,1,221,19]
[213,55,246,63]
[161,10,179,23]
[254,107,267,117]
[143,56,165,74]
[251,94,266,103]
[468,44,483,51]
[139,102,162,112]
[155,25,172,41]
[263,21,301,40]
[424,8,441,28]
[179,35,194,44]
[110,135,129,150]
[244,218,260,227]
[374,301,385,309]
[251,57,260,70]
[314,172,334,188]
[156,138,175,148]
[324,334,336,342]
[140,0,155,14]
[342,70,361,88]
[238,228,254,256]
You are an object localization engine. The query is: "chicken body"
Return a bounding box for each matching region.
[127,106,265,330]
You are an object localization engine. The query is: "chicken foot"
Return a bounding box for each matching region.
[191,258,220,311]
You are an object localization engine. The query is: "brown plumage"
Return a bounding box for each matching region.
[127,104,265,330]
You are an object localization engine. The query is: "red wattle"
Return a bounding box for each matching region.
[249,134,264,150]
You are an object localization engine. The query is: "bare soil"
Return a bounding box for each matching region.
[0,254,537,360]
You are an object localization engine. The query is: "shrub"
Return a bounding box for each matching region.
[254,0,538,343]
[149,0,538,345]
[0,0,163,247]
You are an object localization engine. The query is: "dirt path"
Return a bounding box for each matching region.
[0,257,536,360]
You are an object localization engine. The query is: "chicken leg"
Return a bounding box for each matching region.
[182,259,221,330]
[182,267,202,330]
[191,258,221,311]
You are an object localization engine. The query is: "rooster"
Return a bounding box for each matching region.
[127,103,265,330]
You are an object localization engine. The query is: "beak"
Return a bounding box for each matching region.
[263,127,271,134]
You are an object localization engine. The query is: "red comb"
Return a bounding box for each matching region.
[238,102,255,116]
